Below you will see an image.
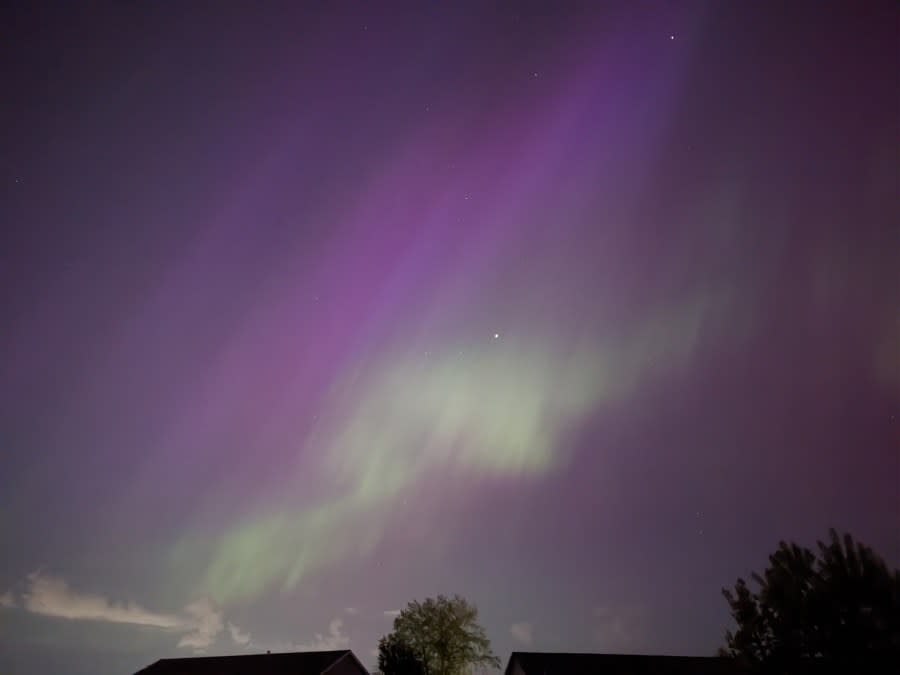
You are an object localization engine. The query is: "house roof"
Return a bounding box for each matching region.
[506,651,747,675]
[134,649,367,675]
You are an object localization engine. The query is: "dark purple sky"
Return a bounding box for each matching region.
[1,2,898,674]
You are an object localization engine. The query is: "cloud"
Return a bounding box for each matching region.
[234,618,349,655]
[510,621,534,645]
[19,573,224,652]
[383,609,401,618]
[177,599,224,651]
[0,591,16,609]
[228,621,251,645]
[343,607,360,616]
[295,617,349,651]
[22,573,183,628]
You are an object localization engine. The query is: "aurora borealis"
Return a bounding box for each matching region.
[1,2,898,674]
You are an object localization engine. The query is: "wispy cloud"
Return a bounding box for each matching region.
[251,616,351,654]
[176,599,224,651]
[294,617,349,651]
[0,591,16,609]
[14,573,225,652]
[343,607,360,616]
[22,573,183,628]
[383,609,401,618]
[510,621,534,645]
[228,621,251,646]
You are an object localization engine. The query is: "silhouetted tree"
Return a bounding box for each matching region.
[721,529,900,673]
[380,594,500,675]
[377,632,425,675]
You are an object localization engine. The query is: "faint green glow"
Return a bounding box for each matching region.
[187,291,728,603]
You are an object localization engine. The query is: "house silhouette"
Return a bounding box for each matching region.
[134,649,368,675]
[504,651,747,675]
[503,651,841,674]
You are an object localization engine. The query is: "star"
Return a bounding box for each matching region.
[493,333,500,340]
[670,35,675,40]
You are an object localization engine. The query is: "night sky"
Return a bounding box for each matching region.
[1,2,898,674]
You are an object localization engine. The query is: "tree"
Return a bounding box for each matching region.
[377,632,425,675]
[721,529,900,673]
[379,594,500,675]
